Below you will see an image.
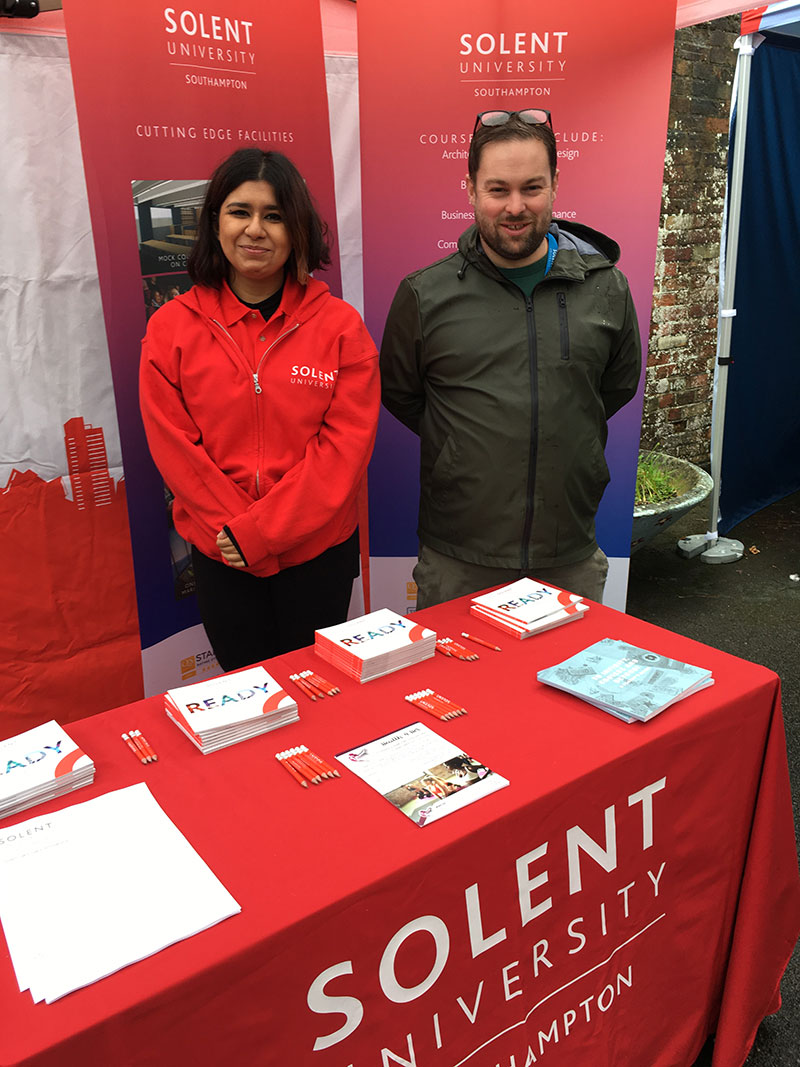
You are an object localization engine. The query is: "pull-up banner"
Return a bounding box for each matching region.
[359,0,676,611]
[62,0,339,694]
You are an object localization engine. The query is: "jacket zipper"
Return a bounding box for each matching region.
[209,317,301,494]
[521,296,538,571]
[254,322,300,394]
[557,291,570,360]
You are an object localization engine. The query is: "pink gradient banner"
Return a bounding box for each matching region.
[62,0,340,679]
[359,0,677,579]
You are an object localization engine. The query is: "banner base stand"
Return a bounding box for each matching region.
[677,534,744,563]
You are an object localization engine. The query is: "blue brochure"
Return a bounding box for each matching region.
[537,638,713,722]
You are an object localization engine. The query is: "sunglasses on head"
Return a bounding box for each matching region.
[473,109,553,135]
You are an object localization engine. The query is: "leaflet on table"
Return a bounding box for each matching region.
[0,783,241,1003]
[165,665,294,734]
[336,722,508,826]
[471,578,584,625]
[537,638,714,721]
[0,721,93,811]
[316,608,435,661]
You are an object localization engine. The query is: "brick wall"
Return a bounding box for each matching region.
[642,15,740,465]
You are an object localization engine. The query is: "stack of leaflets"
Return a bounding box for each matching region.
[470,577,588,638]
[0,721,94,820]
[537,638,714,722]
[315,607,436,683]
[165,665,298,753]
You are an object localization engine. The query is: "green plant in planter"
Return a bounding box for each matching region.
[635,450,680,508]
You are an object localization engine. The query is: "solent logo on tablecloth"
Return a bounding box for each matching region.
[62,0,340,696]
[305,775,668,1064]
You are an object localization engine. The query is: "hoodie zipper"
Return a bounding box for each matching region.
[520,295,538,571]
[209,317,301,494]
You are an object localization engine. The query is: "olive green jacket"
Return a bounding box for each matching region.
[379,221,641,569]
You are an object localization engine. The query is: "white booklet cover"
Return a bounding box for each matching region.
[316,608,435,662]
[0,783,241,1003]
[165,665,295,737]
[0,721,93,813]
[471,577,584,626]
[336,722,508,827]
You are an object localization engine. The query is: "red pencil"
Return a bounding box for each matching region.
[276,751,309,788]
[461,631,502,652]
[121,732,147,763]
[289,673,318,700]
[133,729,158,762]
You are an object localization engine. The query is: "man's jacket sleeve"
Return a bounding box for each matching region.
[139,326,255,548]
[601,282,642,420]
[380,278,426,435]
[226,323,380,564]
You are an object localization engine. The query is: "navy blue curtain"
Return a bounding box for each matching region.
[720,33,800,533]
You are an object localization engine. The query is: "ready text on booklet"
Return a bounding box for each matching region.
[165,666,299,753]
[0,720,94,820]
[315,607,436,682]
[537,638,714,722]
[470,577,587,639]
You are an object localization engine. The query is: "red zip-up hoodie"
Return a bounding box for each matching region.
[139,277,379,577]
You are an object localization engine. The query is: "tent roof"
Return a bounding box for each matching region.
[741,2,800,37]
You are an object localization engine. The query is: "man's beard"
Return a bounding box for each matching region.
[476,211,551,263]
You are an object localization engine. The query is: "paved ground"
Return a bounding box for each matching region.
[625,489,800,1066]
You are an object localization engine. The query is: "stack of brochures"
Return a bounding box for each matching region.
[537,638,714,722]
[470,577,588,638]
[165,665,299,753]
[0,783,240,1002]
[315,607,436,683]
[0,720,94,820]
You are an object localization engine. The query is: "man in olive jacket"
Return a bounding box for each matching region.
[379,109,641,609]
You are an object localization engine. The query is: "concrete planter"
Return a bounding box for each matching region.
[631,452,714,553]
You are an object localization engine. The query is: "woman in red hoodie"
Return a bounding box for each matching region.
[140,148,380,671]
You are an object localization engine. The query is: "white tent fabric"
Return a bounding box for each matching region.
[0,31,123,489]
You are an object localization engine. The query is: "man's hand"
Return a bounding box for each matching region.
[217,530,246,568]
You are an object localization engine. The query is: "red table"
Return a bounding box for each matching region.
[1,593,798,1067]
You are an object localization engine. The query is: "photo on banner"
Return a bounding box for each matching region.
[358,0,677,612]
[62,0,341,695]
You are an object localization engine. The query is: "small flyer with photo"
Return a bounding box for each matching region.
[336,723,508,826]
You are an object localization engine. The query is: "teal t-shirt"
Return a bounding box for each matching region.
[497,257,550,300]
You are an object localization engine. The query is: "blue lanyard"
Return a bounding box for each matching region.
[544,232,558,275]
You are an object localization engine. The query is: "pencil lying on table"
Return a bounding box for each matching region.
[461,631,502,652]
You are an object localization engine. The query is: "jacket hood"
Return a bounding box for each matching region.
[174,274,333,327]
[456,219,621,282]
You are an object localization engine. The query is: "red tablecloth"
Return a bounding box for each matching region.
[1,594,798,1067]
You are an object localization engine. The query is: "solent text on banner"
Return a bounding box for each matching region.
[62,0,341,695]
[358,0,677,612]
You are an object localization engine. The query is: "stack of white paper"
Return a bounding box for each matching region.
[0,721,94,820]
[315,608,436,683]
[0,783,241,1003]
[165,665,298,754]
[537,638,714,722]
[470,578,588,639]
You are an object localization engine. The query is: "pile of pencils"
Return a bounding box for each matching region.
[405,689,468,720]
[288,670,341,701]
[276,746,340,788]
[121,730,158,764]
[435,637,478,660]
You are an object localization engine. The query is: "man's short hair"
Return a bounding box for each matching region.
[468,114,558,182]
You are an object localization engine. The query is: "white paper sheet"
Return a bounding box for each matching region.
[0,783,240,1003]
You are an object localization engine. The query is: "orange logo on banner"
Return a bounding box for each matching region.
[180,656,197,681]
